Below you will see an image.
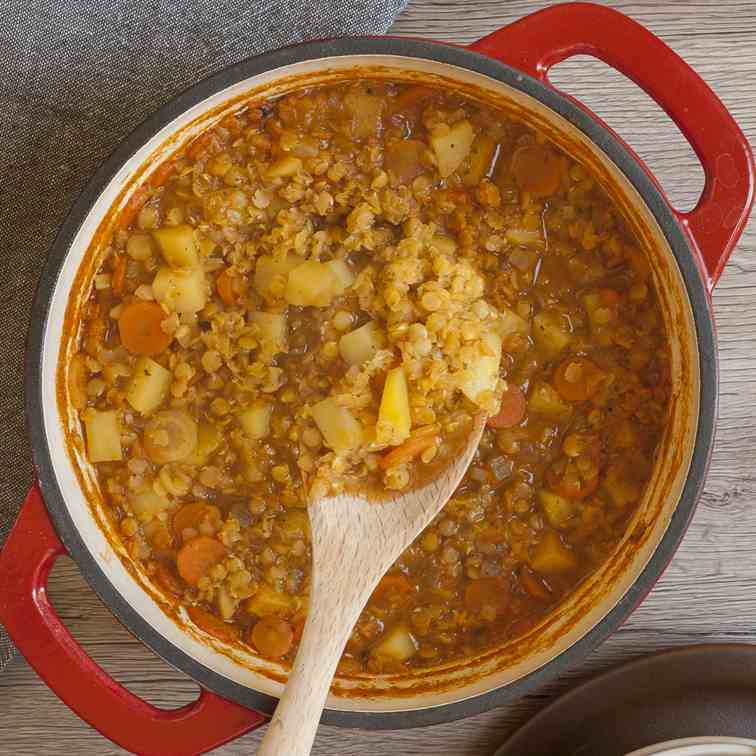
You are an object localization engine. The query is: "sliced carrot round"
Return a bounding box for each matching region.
[176,535,226,586]
[251,616,294,659]
[464,576,511,616]
[215,269,237,306]
[547,457,600,499]
[511,143,564,198]
[173,502,222,541]
[553,357,605,402]
[487,384,527,429]
[187,605,239,643]
[118,301,172,356]
[380,426,439,470]
[370,573,415,609]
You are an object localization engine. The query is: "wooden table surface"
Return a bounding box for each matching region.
[2,1,755,753]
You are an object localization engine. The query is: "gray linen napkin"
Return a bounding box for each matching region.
[0,0,409,672]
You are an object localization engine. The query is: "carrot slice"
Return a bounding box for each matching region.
[379,426,439,470]
[464,576,511,616]
[553,357,605,402]
[370,573,415,608]
[148,160,176,189]
[187,605,239,643]
[519,566,551,600]
[111,255,127,297]
[251,617,294,659]
[511,144,564,198]
[173,502,222,540]
[487,384,527,429]
[118,301,172,356]
[546,458,600,499]
[118,186,148,230]
[215,268,237,306]
[176,536,226,586]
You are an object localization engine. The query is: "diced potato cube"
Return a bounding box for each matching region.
[538,490,575,529]
[533,310,572,360]
[378,367,411,444]
[311,397,364,453]
[250,311,287,355]
[130,488,172,522]
[266,156,302,179]
[344,90,385,139]
[431,120,475,178]
[528,382,572,417]
[531,531,578,574]
[497,307,531,339]
[430,235,457,255]
[152,225,199,269]
[126,357,171,415]
[326,259,355,290]
[245,584,294,617]
[82,409,122,463]
[603,463,643,507]
[237,401,273,440]
[254,254,301,298]
[463,133,498,186]
[339,321,386,366]
[285,260,342,307]
[371,624,417,662]
[185,422,222,465]
[459,331,502,405]
[152,266,207,314]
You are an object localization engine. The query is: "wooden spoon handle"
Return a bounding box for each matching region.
[256,559,375,756]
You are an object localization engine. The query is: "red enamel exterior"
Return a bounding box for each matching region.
[0,485,266,755]
[471,2,755,292]
[0,3,752,753]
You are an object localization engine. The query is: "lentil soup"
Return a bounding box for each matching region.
[68,81,670,673]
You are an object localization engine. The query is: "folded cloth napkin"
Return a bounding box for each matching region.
[0,0,409,673]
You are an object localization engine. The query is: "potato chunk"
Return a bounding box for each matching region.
[238,401,273,440]
[431,120,475,178]
[185,422,222,465]
[533,310,572,360]
[311,397,364,453]
[285,260,343,307]
[531,531,578,574]
[459,331,502,406]
[339,321,386,366]
[245,584,295,617]
[152,225,199,269]
[463,133,498,185]
[130,488,172,522]
[371,624,417,662]
[152,266,207,314]
[377,367,411,445]
[266,156,302,179]
[344,89,385,139]
[126,357,171,415]
[254,254,301,299]
[528,382,572,418]
[83,408,122,463]
[538,490,575,529]
[250,311,287,356]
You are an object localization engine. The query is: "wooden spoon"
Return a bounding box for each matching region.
[256,414,487,756]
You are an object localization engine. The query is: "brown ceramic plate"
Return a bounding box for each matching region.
[496,644,756,756]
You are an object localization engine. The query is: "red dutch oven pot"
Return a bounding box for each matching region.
[0,4,752,754]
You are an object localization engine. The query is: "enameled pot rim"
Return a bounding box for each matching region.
[24,36,717,729]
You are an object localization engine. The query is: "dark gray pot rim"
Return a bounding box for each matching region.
[25,36,717,730]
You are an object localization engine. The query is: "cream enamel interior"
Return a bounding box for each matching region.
[45,54,700,713]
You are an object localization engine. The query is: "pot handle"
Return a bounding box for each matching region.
[471,1,754,291]
[0,484,266,756]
